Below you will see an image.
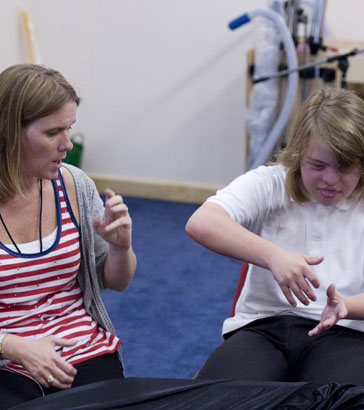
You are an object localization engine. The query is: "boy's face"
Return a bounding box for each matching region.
[300,137,361,206]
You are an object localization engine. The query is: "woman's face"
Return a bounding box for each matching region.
[20,102,77,182]
[300,136,361,206]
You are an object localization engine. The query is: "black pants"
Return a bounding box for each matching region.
[196,315,364,385]
[0,352,124,410]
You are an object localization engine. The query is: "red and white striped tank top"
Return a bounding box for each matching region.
[0,171,120,379]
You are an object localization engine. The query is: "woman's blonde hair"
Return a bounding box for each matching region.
[278,87,364,203]
[0,64,80,202]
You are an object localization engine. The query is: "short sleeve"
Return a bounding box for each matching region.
[206,165,287,232]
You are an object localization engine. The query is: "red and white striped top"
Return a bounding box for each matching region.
[0,172,120,379]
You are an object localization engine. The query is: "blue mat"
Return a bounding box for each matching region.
[101,197,240,379]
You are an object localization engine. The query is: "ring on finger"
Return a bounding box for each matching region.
[47,374,55,384]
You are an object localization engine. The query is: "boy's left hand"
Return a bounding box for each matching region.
[308,284,347,336]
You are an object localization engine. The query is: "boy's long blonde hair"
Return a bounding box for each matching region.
[278,87,364,203]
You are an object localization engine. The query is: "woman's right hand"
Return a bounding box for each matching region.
[3,334,77,389]
[267,248,323,307]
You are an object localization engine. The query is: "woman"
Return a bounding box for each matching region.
[0,64,137,409]
[186,87,364,385]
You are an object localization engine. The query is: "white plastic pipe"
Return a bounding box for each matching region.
[229,7,298,169]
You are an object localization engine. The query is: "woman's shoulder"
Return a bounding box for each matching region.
[61,163,87,180]
[61,164,100,208]
[61,164,95,191]
[61,164,104,217]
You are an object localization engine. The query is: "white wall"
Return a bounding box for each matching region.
[1,0,364,186]
[325,0,364,41]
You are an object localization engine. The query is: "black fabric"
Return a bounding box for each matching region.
[196,315,364,385]
[0,371,43,410]
[0,352,123,410]
[49,350,124,391]
[9,377,364,410]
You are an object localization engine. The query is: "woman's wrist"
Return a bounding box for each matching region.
[0,332,8,358]
[0,333,24,363]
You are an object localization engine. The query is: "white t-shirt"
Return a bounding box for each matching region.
[206,165,364,335]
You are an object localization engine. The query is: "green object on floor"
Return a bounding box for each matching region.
[64,132,84,168]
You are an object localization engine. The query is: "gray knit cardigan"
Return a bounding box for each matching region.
[64,164,124,371]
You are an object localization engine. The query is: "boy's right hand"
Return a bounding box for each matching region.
[268,249,323,307]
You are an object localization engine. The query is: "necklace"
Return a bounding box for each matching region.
[0,179,43,253]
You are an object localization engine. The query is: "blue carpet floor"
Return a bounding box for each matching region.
[101,197,241,379]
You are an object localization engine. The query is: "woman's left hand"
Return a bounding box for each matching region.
[93,189,132,249]
[308,284,348,336]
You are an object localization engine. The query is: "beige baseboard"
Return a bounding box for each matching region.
[88,173,221,204]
